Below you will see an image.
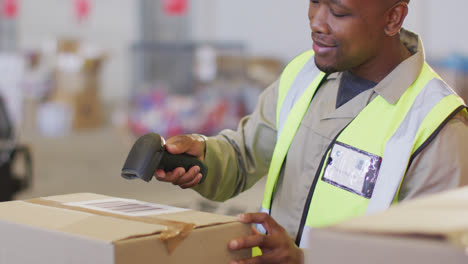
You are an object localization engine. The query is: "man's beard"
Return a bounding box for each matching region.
[314,57,338,74]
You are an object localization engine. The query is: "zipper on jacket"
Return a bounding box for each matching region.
[295,122,352,246]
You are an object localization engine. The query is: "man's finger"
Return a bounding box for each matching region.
[166,135,194,154]
[231,255,266,264]
[174,166,200,185]
[180,173,202,189]
[156,167,185,183]
[165,134,206,159]
[232,249,290,264]
[229,234,267,250]
[237,213,283,234]
[154,170,171,182]
[169,170,186,185]
[251,225,260,235]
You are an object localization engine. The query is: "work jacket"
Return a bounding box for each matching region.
[193,30,468,247]
[260,49,467,248]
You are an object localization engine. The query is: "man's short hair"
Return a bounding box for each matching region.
[391,0,410,4]
[390,0,410,5]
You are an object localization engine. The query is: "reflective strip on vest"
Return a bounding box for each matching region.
[298,225,314,248]
[255,207,270,234]
[261,53,325,211]
[278,56,320,140]
[366,78,454,214]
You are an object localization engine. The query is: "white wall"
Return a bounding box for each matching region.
[18,0,311,102]
[193,0,468,62]
[401,1,468,59]
[16,0,468,102]
[191,0,311,62]
[19,0,137,102]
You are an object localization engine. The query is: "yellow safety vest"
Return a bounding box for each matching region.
[257,50,467,250]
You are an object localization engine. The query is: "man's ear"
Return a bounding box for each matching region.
[384,1,409,36]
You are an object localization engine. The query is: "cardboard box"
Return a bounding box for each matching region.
[246,57,284,87]
[57,38,80,54]
[304,229,468,263]
[303,187,468,263]
[214,55,284,87]
[52,56,104,130]
[49,38,106,131]
[0,193,251,264]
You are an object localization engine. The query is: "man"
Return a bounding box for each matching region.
[155,0,468,263]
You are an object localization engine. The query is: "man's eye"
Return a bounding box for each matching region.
[310,0,319,4]
[332,13,347,17]
[330,9,349,18]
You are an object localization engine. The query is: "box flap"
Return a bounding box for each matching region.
[42,193,112,203]
[58,214,168,241]
[333,205,468,235]
[43,193,236,227]
[148,210,237,227]
[0,200,168,242]
[332,187,468,246]
[0,201,89,230]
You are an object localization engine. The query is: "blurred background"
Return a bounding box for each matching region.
[0,0,467,215]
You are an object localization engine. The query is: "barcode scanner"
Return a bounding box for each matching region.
[121,133,208,183]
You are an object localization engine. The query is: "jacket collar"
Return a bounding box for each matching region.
[326,29,425,106]
[373,29,425,105]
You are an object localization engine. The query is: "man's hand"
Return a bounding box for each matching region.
[229,213,304,264]
[154,134,206,189]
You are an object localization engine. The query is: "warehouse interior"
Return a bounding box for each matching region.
[1,0,468,263]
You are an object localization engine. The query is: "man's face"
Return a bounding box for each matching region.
[308,0,389,74]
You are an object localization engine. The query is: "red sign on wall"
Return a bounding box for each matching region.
[74,0,91,22]
[162,0,188,16]
[2,0,18,19]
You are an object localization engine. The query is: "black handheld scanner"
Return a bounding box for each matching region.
[121,133,208,183]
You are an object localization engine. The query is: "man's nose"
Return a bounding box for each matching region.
[310,5,329,34]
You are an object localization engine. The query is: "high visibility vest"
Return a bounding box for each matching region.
[258,50,467,248]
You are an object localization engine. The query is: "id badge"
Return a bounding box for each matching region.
[322,142,382,199]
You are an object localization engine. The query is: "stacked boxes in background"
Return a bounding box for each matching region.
[50,38,105,131]
[129,43,284,137]
[128,87,250,138]
[24,38,107,137]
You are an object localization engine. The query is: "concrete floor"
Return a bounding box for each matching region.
[14,125,266,216]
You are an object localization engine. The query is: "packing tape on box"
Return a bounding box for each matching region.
[26,198,195,254]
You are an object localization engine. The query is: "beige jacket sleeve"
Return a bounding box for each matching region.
[192,80,279,201]
[193,78,468,203]
[399,109,468,200]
